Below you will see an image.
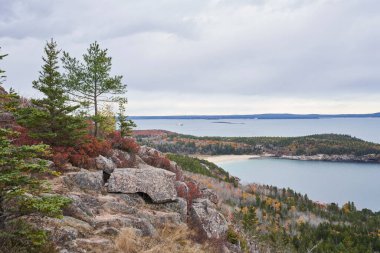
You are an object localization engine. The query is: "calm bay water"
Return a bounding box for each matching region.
[218,158,380,211]
[134,118,380,211]
[134,118,380,143]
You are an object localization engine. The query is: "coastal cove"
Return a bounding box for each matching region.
[211,156,380,211]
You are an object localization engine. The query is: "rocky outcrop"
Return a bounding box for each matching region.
[22,146,233,252]
[138,146,160,161]
[107,166,177,203]
[63,193,100,223]
[66,237,115,253]
[137,209,182,227]
[110,149,135,168]
[63,169,104,191]
[190,198,228,239]
[149,197,188,222]
[92,214,156,236]
[201,187,219,205]
[96,155,116,174]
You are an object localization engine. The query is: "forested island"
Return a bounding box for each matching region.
[135,130,380,163]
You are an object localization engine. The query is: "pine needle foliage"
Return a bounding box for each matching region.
[0,128,71,252]
[118,99,136,137]
[16,39,86,146]
[62,41,127,137]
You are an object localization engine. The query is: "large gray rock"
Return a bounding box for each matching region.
[107,166,177,203]
[93,215,156,236]
[149,197,188,222]
[96,155,116,174]
[63,193,101,223]
[138,146,160,159]
[137,146,164,167]
[63,169,104,191]
[201,187,219,205]
[102,198,138,215]
[23,216,93,246]
[111,149,134,168]
[67,237,115,253]
[62,163,81,172]
[190,198,228,239]
[137,210,181,227]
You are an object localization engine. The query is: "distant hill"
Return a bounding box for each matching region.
[130,112,380,120]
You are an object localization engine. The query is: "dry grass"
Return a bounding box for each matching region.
[115,223,214,253]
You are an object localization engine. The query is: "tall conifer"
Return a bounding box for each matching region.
[17,39,86,146]
[118,99,136,137]
[62,41,126,137]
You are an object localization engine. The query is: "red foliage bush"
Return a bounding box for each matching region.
[108,131,140,153]
[139,148,171,170]
[120,138,140,153]
[52,147,72,168]
[79,135,112,157]
[52,135,112,170]
[186,181,202,206]
[175,182,188,200]
[149,156,171,170]
[176,180,202,209]
[10,125,40,146]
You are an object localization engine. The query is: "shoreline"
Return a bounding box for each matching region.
[195,154,263,164]
[194,154,380,164]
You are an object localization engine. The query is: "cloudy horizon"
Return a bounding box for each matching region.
[1,0,380,116]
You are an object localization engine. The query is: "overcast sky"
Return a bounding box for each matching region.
[1,0,379,115]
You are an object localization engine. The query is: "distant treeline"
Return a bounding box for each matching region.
[137,132,380,157]
[192,134,380,156]
[130,112,380,120]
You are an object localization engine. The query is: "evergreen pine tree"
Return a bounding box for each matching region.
[0,128,71,251]
[242,205,258,234]
[62,41,127,137]
[16,39,86,146]
[118,99,136,137]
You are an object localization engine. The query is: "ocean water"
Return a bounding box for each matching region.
[134,118,380,143]
[218,158,380,211]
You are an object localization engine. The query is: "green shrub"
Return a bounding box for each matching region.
[226,226,248,252]
[0,128,70,251]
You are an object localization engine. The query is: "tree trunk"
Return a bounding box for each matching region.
[94,84,98,137]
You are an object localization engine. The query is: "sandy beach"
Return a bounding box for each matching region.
[195,154,261,164]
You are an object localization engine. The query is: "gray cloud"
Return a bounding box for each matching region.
[1,0,380,115]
